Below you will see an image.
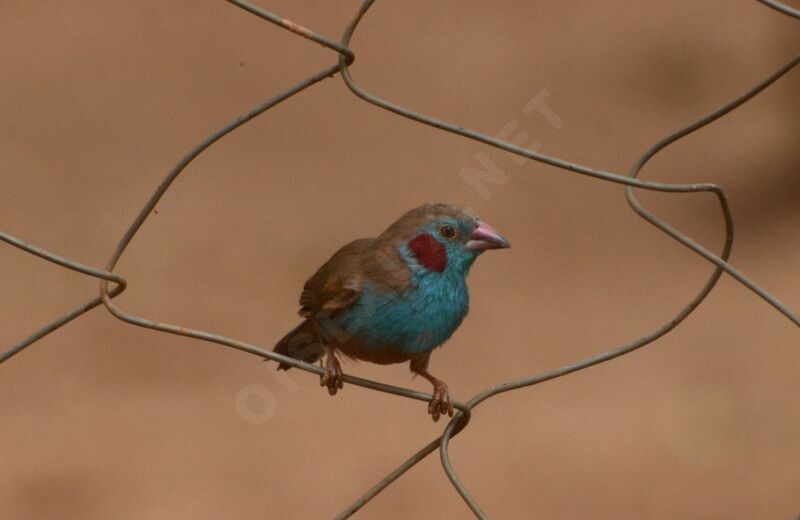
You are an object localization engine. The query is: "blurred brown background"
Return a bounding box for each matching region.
[1,1,798,519]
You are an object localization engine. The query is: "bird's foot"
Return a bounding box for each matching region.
[428,381,454,422]
[320,352,343,396]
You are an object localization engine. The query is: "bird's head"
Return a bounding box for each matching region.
[380,203,510,276]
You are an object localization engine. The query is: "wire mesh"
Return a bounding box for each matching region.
[1,1,798,517]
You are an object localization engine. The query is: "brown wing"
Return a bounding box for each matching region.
[299,238,371,319]
[298,238,410,319]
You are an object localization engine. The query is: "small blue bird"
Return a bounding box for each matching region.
[273,204,510,421]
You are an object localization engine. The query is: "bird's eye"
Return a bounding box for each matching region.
[439,225,457,239]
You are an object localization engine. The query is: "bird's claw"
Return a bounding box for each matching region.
[320,354,344,396]
[428,383,454,422]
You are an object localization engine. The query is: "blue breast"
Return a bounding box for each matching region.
[334,268,470,356]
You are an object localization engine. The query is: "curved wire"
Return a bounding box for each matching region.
[93,0,470,428]
[338,0,799,326]
[1,1,798,518]
[0,231,126,363]
[757,0,800,18]
[333,410,471,520]
[223,0,354,61]
[437,52,800,514]
[336,0,800,516]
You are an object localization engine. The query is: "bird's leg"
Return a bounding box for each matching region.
[319,345,343,396]
[311,317,344,396]
[411,364,454,422]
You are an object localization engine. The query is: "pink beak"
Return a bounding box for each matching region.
[467,221,511,251]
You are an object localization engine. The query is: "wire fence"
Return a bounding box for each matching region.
[1,1,798,518]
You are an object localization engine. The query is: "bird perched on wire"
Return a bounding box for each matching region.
[272,203,510,421]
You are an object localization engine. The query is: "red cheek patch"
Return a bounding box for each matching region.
[408,233,447,272]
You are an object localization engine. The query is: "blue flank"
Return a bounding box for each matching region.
[331,219,479,356]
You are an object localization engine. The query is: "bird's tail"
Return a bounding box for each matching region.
[272,320,324,370]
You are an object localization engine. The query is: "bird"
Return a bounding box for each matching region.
[272,203,510,421]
